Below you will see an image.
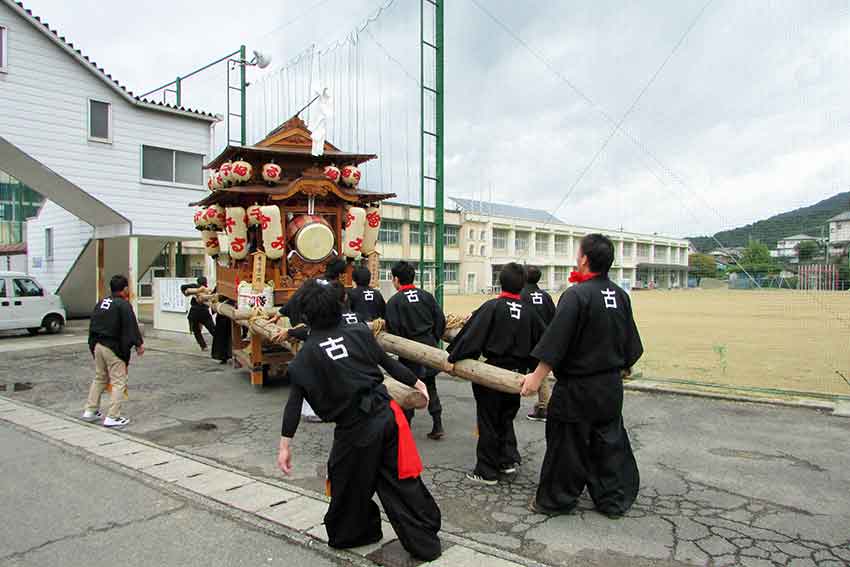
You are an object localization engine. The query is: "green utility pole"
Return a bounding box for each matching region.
[420,0,445,306]
[239,45,247,145]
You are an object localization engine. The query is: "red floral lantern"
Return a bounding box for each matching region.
[324,165,341,183]
[262,163,281,184]
[341,165,361,187]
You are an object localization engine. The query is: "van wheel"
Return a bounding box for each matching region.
[44,316,64,335]
[27,328,41,336]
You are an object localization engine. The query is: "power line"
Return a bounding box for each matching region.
[551,0,714,216]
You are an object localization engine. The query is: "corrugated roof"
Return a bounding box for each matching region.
[4,1,217,122]
[0,242,26,254]
[780,234,818,241]
[828,211,850,222]
[450,198,565,225]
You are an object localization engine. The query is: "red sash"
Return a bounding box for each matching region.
[389,400,423,479]
[568,271,600,283]
[499,291,521,300]
[397,284,417,292]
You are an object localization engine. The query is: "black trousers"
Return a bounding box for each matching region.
[210,313,232,362]
[400,360,441,423]
[535,415,639,516]
[188,313,216,350]
[325,407,442,561]
[471,383,521,480]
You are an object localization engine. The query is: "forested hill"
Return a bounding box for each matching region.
[688,191,849,252]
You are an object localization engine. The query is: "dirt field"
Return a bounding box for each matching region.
[445,289,850,396]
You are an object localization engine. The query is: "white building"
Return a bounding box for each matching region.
[375,198,690,293]
[0,0,216,315]
[827,211,850,258]
[771,234,820,261]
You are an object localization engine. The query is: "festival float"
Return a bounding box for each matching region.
[188,116,524,408]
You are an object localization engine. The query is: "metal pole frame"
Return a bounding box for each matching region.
[419,0,426,289]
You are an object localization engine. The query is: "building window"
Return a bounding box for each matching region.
[554,235,569,255]
[379,261,394,281]
[378,221,401,244]
[468,228,475,240]
[141,145,204,186]
[44,228,53,262]
[637,243,651,258]
[480,230,486,241]
[88,99,112,143]
[468,244,475,256]
[623,242,634,257]
[492,229,509,250]
[553,266,569,285]
[0,26,7,73]
[536,234,548,255]
[409,224,433,246]
[444,263,459,282]
[444,225,459,247]
[480,245,486,256]
[515,231,529,252]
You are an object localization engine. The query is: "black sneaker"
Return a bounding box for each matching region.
[500,463,518,474]
[527,407,547,422]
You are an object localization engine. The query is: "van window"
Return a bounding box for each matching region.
[0,279,6,298]
[13,278,42,297]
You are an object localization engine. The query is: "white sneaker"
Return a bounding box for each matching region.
[103,416,130,428]
[465,472,498,486]
[81,410,103,423]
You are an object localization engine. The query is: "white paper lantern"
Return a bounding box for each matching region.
[361,206,381,255]
[225,206,248,260]
[324,165,341,183]
[232,160,253,184]
[202,231,220,256]
[340,165,361,187]
[262,163,282,184]
[246,205,264,228]
[260,205,285,260]
[219,161,234,187]
[204,205,226,230]
[193,209,206,231]
[342,206,366,258]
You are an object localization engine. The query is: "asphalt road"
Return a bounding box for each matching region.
[2,334,850,566]
[0,422,350,567]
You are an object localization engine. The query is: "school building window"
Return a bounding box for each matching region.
[515,231,529,252]
[623,242,634,257]
[554,234,569,254]
[637,243,651,258]
[444,263,459,282]
[553,266,569,284]
[379,261,394,281]
[492,229,508,250]
[444,225,459,247]
[88,99,112,143]
[0,26,7,73]
[142,145,204,186]
[468,244,475,256]
[409,224,433,246]
[468,228,475,240]
[535,233,549,255]
[480,245,486,256]
[378,220,401,244]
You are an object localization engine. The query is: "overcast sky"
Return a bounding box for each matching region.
[20,0,850,238]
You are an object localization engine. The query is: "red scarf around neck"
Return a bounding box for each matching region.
[499,291,522,300]
[397,284,416,292]
[569,271,600,284]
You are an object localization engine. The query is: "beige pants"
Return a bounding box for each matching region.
[535,375,553,410]
[85,343,128,418]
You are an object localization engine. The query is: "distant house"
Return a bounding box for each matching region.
[827,211,850,258]
[770,234,820,262]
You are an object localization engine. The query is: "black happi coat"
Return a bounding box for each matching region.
[180,283,212,322]
[447,296,546,372]
[385,287,446,348]
[88,295,143,364]
[520,284,556,326]
[347,286,387,322]
[531,277,643,422]
[281,322,417,437]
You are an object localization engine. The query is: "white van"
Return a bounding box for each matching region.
[0,272,66,335]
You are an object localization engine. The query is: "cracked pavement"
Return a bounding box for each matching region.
[2,340,849,566]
